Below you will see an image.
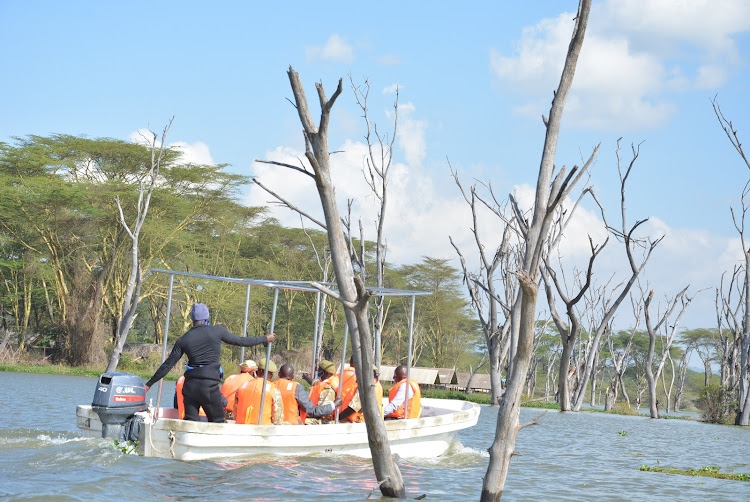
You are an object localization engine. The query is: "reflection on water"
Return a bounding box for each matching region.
[0,372,747,501]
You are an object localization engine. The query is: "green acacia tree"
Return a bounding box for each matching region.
[0,134,257,364]
[397,257,480,368]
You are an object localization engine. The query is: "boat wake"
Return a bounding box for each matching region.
[0,429,96,448]
[399,438,488,467]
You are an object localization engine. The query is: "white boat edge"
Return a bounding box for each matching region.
[76,398,480,461]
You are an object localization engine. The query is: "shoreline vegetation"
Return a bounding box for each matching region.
[0,362,722,423]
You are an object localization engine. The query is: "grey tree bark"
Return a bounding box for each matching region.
[712,97,750,426]
[481,2,592,499]
[350,76,398,371]
[569,141,663,412]
[450,178,518,405]
[605,304,640,410]
[285,67,406,498]
[673,344,690,412]
[106,118,173,372]
[716,272,741,391]
[643,286,692,419]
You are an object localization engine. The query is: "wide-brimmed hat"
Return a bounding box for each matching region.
[240,360,257,371]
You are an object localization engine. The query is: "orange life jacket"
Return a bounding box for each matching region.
[221,373,255,411]
[300,374,339,424]
[347,378,384,423]
[386,379,422,419]
[235,378,274,425]
[339,366,358,411]
[175,375,207,419]
[275,378,301,425]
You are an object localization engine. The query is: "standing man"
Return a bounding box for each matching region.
[275,363,341,425]
[383,364,422,419]
[145,303,275,423]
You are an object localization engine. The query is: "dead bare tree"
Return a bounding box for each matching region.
[481,2,592,499]
[564,140,664,412]
[450,173,520,405]
[643,285,693,419]
[716,269,742,391]
[270,67,406,498]
[541,184,611,411]
[604,296,641,410]
[673,339,692,412]
[106,118,173,372]
[350,75,398,371]
[712,96,750,426]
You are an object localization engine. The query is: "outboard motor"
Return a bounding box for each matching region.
[92,372,146,441]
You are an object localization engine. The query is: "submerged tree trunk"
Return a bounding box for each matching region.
[480,2,592,499]
[285,67,406,498]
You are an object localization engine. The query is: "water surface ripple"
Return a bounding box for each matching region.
[1,372,747,501]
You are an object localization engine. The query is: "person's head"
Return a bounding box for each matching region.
[240,360,257,375]
[258,359,277,379]
[278,363,294,380]
[318,359,336,379]
[394,365,408,383]
[373,363,379,381]
[191,303,210,326]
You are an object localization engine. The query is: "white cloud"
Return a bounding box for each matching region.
[490,0,750,130]
[396,102,427,167]
[305,34,355,64]
[378,54,402,65]
[169,141,215,165]
[695,64,728,90]
[382,83,400,94]
[248,137,740,330]
[129,129,215,165]
[247,140,472,266]
[505,181,739,328]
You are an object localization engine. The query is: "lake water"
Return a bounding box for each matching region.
[0,372,748,501]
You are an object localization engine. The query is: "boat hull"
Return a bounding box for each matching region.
[77,398,480,461]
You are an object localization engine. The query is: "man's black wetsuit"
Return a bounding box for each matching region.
[145,325,269,423]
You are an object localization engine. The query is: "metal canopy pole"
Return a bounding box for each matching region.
[155,273,175,418]
[240,283,252,361]
[310,291,322,377]
[335,323,349,424]
[404,294,416,420]
[257,288,279,424]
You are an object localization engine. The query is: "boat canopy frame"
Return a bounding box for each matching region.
[149,268,431,423]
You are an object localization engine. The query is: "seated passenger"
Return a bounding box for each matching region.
[275,363,341,425]
[234,359,284,425]
[301,359,339,424]
[221,359,257,418]
[383,364,421,419]
[339,362,383,422]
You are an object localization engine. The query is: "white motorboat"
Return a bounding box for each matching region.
[76,398,480,461]
[77,270,481,461]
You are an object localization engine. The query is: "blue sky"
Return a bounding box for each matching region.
[2,0,750,331]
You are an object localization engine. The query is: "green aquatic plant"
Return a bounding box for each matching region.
[639,464,750,481]
[618,430,627,436]
[114,440,139,455]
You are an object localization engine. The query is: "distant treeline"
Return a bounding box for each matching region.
[0,134,480,370]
